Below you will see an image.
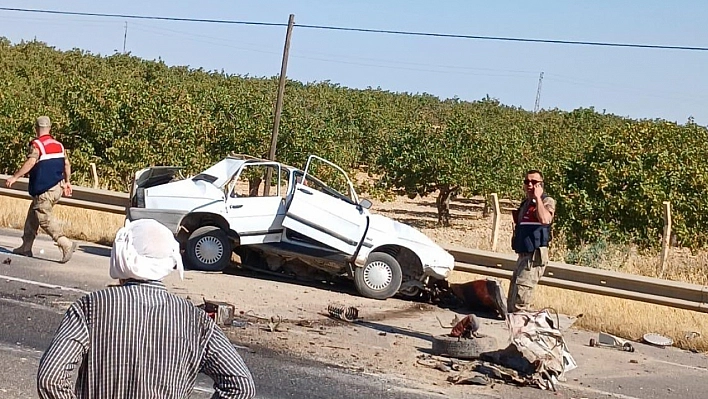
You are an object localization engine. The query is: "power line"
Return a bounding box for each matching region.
[131,21,540,76]
[2,6,708,52]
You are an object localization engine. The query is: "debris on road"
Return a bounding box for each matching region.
[643,332,674,348]
[327,303,359,322]
[481,309,577,391]
[199,299,235,327]
[589,332,635,352]
[426,278,508,319]
[447,373,491,386]
[2,257,10,265]
[431,333,498,360]
[450,314,481,338]
[231,320,249,328]
[266,315,288,332]
[416,354,463,372]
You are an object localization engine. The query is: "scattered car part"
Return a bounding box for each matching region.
[498,309,577,390]
[447,373,491,386]
[449,279,508,319]
[450,314,481,339]
[199,299,235,327]
[327,304,359,322]
[589,331,634,352]
[267,315,286,332]
[431,334,498,360]
[642,333,674,348]
[435,314,460,329]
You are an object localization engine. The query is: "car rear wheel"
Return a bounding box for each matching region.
[354,252,402,300]
[185,226,231,271]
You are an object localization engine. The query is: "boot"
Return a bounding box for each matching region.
[11,245,33,257]
[57,237,77,264]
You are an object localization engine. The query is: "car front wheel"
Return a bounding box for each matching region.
[354,252,403,300]
[185,226,231,271]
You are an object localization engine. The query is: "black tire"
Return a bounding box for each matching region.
[354,252,403,300]
[397,284,422,299]
[185,226,231,272]
[431,334,498,360]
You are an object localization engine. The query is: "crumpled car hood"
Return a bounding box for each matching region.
[146,178,224,199]
[367,213,438,248]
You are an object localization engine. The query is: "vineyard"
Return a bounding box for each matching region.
[2,38,708,251]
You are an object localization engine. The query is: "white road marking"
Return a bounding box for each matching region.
[654,359,708,372]
[0,297,65,314]
[558,382,643,399]
[0,342,43,357]
[0,274,89,294]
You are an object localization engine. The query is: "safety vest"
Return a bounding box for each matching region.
[28,135,66,196]
[511,195,552,254]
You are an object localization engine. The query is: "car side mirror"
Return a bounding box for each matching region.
[359,199,372,209]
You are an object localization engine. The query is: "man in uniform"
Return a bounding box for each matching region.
[507,169,556,313]
[5,116,77,263]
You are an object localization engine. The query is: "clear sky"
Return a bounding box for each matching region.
[1,1,707,125]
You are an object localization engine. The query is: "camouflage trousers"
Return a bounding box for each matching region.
[507,247,549,313]
[20,183,65,246]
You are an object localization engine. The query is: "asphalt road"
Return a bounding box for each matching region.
[1,228,708,399]
[0,234,460,399]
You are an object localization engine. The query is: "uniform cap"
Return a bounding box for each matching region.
[35,116,51,128]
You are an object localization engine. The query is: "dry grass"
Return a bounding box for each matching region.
[1,192,706,352]
[0,196,124,246]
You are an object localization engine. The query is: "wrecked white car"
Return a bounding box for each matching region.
[126,154,455,300]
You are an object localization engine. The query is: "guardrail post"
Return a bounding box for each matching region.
[90,163,99,189]
[659,201,672,278]
[490,193,501,251]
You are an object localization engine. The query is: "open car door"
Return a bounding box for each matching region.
[282,156,368,255]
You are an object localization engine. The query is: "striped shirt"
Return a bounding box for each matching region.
[37,280,256,399]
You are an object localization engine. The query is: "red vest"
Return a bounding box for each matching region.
[28,135,66,196]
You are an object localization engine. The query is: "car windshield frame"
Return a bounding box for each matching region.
[293,170,356,205]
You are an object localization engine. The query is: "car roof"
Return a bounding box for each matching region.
[226,154,300,172]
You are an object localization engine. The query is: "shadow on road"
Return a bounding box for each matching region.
[78,245,111,257]
[354,320,434,342]
[223,263,362,298]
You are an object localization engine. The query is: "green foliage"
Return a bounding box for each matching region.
[564,235,611,268]
[556,120,708,250]
[2,39,708,250]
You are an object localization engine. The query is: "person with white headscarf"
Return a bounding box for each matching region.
[109,218,185,282]
[37,219,256,399]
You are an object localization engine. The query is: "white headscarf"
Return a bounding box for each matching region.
[109,219,184,281]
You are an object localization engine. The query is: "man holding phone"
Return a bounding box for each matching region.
[507,170,555,313]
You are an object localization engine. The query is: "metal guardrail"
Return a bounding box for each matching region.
[0,174,128,214]
[1,176,706,313]
[445,246,708,314]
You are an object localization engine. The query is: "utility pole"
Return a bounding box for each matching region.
[123,22,128,53]
[534,71,544,113]
[264,14,295,195]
